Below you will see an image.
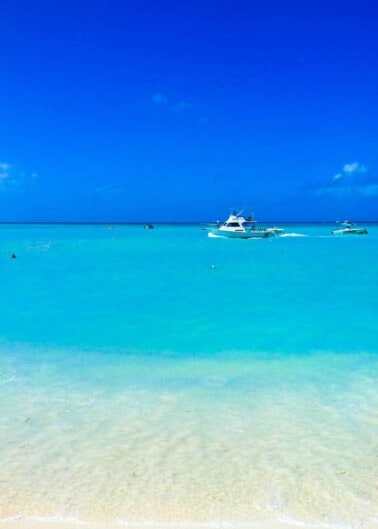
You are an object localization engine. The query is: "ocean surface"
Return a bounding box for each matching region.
[0,223,377,529]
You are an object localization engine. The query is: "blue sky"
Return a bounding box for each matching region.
[0,0,377,221]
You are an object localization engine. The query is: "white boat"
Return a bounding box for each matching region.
[208,211,274,239]
[332,221,368,235]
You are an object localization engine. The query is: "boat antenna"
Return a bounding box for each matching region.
[246,208,256,222]
[229,207,243,216]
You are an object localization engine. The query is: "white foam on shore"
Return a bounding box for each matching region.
[1,516,376,529]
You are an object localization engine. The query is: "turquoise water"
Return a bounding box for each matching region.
[0,223,377,527]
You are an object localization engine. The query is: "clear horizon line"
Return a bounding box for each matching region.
[0,220,377,225]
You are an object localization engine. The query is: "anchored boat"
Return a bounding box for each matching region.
[332,221,368,235]
[208,211,274,239]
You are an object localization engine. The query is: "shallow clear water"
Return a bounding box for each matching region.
[0,223,377,527]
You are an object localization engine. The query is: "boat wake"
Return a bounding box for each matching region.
[279,233,308,238]
[207,232,224,238]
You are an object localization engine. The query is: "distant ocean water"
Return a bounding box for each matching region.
[0,223,377,529]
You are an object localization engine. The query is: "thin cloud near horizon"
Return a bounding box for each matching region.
[152,92,192,112]
[309,161,378,198]
[0,162,10,181]
[0,161,39,190]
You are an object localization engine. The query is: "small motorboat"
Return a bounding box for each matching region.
[144,224,154,230]
[209,210,274,239]
[332,221,368,235]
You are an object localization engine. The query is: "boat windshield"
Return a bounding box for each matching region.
[226,222,242,227]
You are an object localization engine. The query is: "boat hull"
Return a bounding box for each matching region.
[332,228,368,235]
[209,229,274,239]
